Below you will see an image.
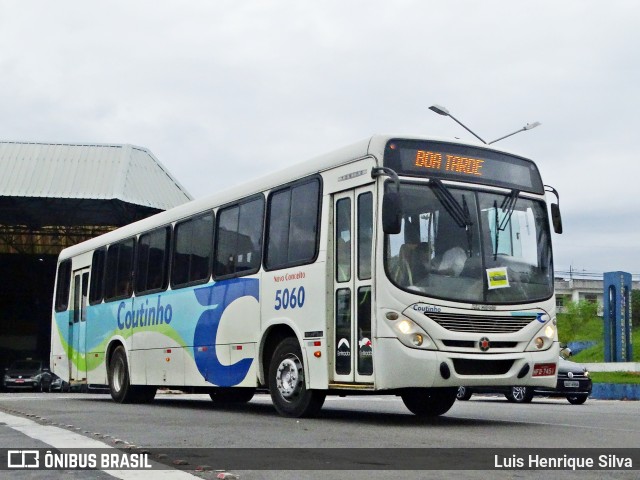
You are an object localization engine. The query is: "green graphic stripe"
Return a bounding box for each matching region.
[57,322,193,372]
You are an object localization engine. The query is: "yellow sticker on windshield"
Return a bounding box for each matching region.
[487,267,509,290]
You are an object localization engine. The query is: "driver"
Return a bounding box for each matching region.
[436,246,467,276]
[433,215,468,277]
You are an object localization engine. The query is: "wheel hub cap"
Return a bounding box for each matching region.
[276,357,302,399]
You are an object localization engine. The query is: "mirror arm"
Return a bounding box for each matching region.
[372,167,400,192]
[544,185,560,207]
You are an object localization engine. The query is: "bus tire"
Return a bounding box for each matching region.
[209,388,255,404]
[401,388,457,417]
[268,337,325,418]
[135,386,157,403]
[108,346,137,403]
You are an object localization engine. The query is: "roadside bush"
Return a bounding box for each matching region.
[557,300,599,342]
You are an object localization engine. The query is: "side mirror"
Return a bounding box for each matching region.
[550,203,563,234]
[382,191,402,234]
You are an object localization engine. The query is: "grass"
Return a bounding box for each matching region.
[556,312,640,363]
[588,372,640,384]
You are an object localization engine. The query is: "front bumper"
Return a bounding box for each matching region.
[374,337,559,390]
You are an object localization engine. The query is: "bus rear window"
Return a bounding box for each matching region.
[54,259,72,312]
[89,248,106,305]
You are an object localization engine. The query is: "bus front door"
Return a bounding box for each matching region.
[332,187,374,385]
[69,268,89,384]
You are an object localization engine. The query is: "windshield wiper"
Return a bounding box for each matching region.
[493,189,519,260]
[462,195,473,257]
[499,189,519,230]
[429,179,472,229]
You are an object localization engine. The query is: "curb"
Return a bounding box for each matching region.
[591,383,640,400]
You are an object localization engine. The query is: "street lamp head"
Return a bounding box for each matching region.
[428,102,540,145]
[429,104,450,116]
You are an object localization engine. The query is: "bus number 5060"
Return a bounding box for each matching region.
[274,287,306,310]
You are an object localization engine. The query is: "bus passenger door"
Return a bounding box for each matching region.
[332,186,374,384]
[69,268,89,384]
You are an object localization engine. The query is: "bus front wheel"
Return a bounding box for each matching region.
[401,388,457,417]
[268,337,325,418]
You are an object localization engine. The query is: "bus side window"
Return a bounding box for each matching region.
[336,198,351,283]
[171,213,213,289]
[136,226,171,294]
[357,192,373,280]
[265,178,321,270]
[104,238,135,301]
[214,197,264,278]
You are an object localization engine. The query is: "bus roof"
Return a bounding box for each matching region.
[57,134,531,260]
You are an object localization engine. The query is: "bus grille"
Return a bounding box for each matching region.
[452,359,514,375]
[425,312,537,333]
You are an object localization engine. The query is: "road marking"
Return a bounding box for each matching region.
[0,411,198,479]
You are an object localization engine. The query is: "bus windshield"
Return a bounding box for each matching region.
[384,182,553,304]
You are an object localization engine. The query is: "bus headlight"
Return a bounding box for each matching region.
[397,320,411,334]
[526,321,556,352]
[390,317,436,350]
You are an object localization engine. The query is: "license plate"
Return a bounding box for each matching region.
[15,379,24,383]
[564,380,579,388]
[533,363,556,376]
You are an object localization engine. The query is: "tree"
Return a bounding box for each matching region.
[632,289,640,328]
[559,300,598,341]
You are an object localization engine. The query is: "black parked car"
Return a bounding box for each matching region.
[457,354,592,405]
[38,371,69,392]
[3,359,48,391]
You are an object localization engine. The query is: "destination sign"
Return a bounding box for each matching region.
[383,139,544,194]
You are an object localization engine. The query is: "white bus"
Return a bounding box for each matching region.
[51,135,562,417]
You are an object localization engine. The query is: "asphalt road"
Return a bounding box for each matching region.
[0,390,638,479]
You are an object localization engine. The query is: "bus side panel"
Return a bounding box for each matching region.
[261,260,329,390]
[120,277,262,389]
[185,276,261,388]
[78,276,262,389]
[51,310,71,382]
[85,302,119,385]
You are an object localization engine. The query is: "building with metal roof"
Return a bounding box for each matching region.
[0,142,191,233]
[0,141,192,371]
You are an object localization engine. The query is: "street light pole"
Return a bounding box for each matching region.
[429,104,541,145]
[488,122,541,144]
[428,105,487,144]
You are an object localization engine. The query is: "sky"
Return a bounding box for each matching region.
[1,1,639,277]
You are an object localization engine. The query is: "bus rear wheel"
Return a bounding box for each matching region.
[209,388,255,404]
[401,388,457,417]
[108,346,156,403]
[268,337,325,418]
